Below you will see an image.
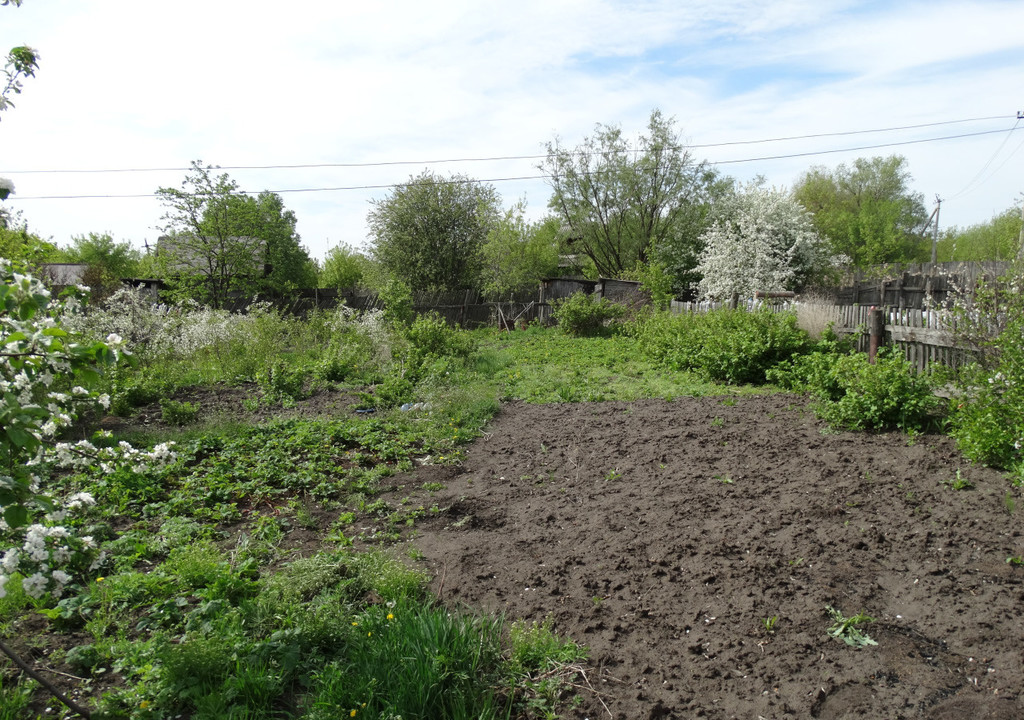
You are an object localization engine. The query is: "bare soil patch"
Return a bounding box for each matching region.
[110,383,364,430]
[405,395,1024,719]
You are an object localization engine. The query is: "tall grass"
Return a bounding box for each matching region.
[795,299,841,341]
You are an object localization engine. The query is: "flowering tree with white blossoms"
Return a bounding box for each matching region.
[0,261,175,602]
[696,182,833,300]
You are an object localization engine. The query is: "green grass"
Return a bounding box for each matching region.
[482,326,770,403]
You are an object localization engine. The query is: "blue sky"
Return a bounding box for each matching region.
[0,0,1021,261]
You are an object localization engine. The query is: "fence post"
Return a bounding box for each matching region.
[868,306,884,364]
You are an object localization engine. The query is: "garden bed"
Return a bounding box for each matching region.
[403,395,1023,719]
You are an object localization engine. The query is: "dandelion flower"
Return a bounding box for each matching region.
[387,613,394,621]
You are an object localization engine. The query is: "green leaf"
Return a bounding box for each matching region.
[3,504,29,529]
[5,425,34,448]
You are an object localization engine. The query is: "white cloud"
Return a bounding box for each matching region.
[0,0,1020,260]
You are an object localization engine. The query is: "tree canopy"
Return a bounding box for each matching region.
[541,109,718,282]
[156,162,315,306]
[320,242,373,290]
[0,222,60,271]
[479,205,559,297]
[794,155,929,267]
[935,205,1022,262]
[59,233,142,298]
[368,170,500,294]
[696,182,832,300]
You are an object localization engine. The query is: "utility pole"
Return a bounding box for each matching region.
[928,196,942,264]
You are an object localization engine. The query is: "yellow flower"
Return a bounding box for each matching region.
[387,613,394,621]
[368,631,372,637]
[350,711,357,718]
[140,701,150,710]
[96,577,105,583]
[351,621,358,626]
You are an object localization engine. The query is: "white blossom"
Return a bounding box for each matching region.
[696,182,832,300]
[22,573,48,599]
[1,549,20,574]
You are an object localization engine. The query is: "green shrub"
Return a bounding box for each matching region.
[111,374,176,416]
[256,360,309,402]
[379,277,414,327]
[358,375,414,410]
[635,308,810,385]
[551,292,626,336]
[802,349,939,432]
[947,271,1024,469]
[404,311,476,379]
[159,398,200,426]
[951,385,1024,469]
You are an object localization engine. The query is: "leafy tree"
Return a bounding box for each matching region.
[649,172,734,297]
[479,203,559,297]
[156,162,314,306]
[794,155,929,267]
[320,242,372,289]
[936,205,1022,262]
[696,182,832,299]
[249,190,317,293]
[63,233,140,278]
[60,233,141,297]
[0,222,60,271]
[541,109,718,281]
[368,170,500,294]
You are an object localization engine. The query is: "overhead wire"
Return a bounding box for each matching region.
[0,114,1013,176]
[945,117,1022,201]
[6,119,1020,201]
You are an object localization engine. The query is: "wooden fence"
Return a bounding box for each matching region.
[831,305,973,373]
[826,261,1011,310]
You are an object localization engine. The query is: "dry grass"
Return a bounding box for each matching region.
[795,293,841,340]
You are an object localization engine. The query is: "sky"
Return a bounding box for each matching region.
[0,0,1021,262]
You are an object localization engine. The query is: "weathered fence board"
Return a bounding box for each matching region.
[832,305,970,373]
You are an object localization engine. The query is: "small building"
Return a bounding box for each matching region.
[38,263,89,287]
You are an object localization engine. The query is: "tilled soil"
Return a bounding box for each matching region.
[406,395,1024,719]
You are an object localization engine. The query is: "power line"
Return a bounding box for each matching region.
[946,118,1023,201]
[8,125,1020,201]
[712,126,1017,165]
[0,114,1012,176]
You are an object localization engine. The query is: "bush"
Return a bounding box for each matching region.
[159,398,200,426]
[110,374,176,416]
[256,361,309,402]
[788,348,939,432]
[946,268,1024,469]
[551,292,626,337]
[635,308,810,385]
